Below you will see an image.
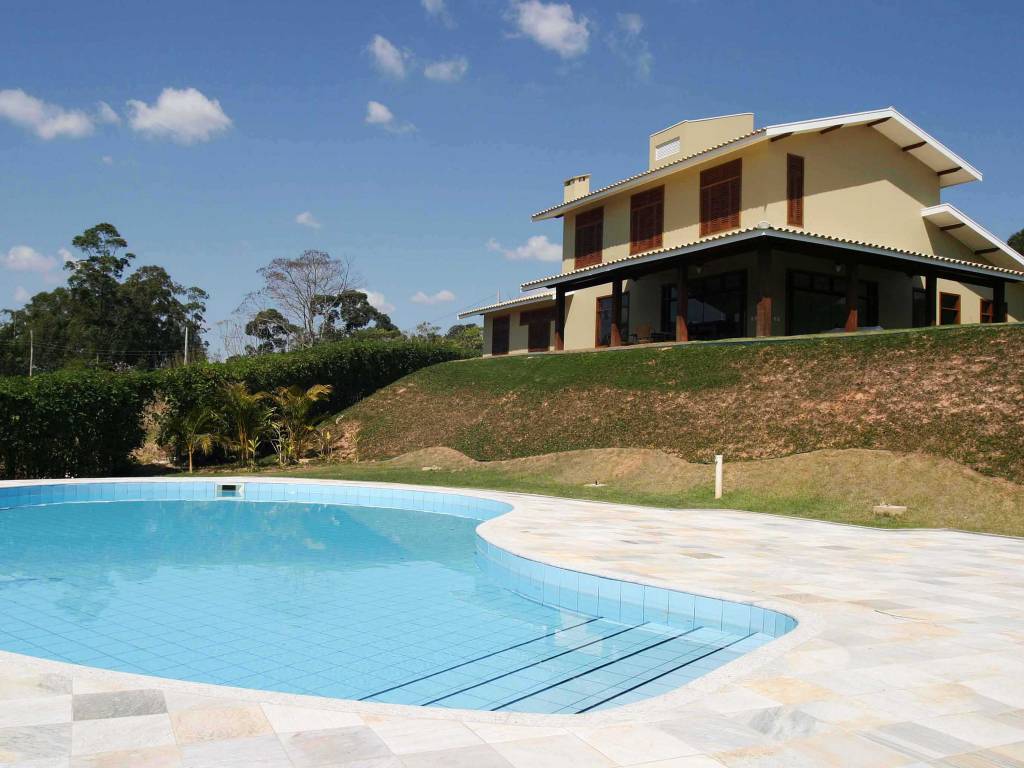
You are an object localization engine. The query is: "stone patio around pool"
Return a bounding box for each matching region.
[1,478,1024,767]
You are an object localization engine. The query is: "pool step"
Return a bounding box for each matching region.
[363,618,766,712]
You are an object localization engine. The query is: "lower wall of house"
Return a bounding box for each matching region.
[482,308,555,357]
[482,252,1023,355]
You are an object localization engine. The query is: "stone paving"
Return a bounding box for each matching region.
[2,479,1024,767]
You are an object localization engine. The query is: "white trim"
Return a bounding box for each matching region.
[458,290,555,319]
[921,203,1024,269]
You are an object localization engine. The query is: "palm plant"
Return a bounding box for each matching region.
[161,406,219,473]
[219,382,272,468]
[270,383,333,463]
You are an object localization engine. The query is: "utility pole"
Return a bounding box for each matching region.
[28,329,34,377]
[184,325,189,366]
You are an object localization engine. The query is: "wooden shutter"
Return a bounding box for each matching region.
[787,154,804,227]
[574,207,604,269]
[630,186,664,255]
[700,159,742,236]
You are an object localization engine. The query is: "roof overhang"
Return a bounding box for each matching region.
[458,290,555,319]
[521,226,1024,291]
[765,108,981,188]
[532,108,982,222]
[921,204,1024,271]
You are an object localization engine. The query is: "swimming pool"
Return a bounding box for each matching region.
[0,480,794,714]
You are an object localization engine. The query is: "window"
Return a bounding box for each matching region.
[660,284,678,335]
[939,293,960,325]
[491,315,510,355]
[787,154,804,227]
[980,298,994,324]
[912,288,928,328]
[630,187,663,255]
[595,293,630,347]
[700,159,742,236]
[688,271,748,340]
[787,270,879,335]
[520,306,555,351]
[574,207,604,269]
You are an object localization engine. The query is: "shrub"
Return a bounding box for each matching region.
[0,371,154,479]
[0,339,466,479]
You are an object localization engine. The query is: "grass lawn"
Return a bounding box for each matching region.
[262,447,1024,538]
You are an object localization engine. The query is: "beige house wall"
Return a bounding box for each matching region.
[481,307,555,357]
[562,126,982,274]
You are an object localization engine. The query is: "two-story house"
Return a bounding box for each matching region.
[461,108,1024,355]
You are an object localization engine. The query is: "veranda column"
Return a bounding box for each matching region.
[756,243,773,337]
[845,260,859,332]
[554,285,565,351]
[675,264,689,342]
[993,280,1007,323]
[925,273,937,326]
[610,279,623,347]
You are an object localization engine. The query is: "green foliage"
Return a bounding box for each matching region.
[218,382,272,468]
[159,405,220,473]
[270,383,333,464]
[0,371,154,479]
[444,323,483,355]
[1009,227,1024,257]
[0,338,466,479]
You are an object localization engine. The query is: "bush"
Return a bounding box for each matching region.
[0,371,154,479]
[0,339,467,479]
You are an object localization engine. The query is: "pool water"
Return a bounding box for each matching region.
[0,498,770,713]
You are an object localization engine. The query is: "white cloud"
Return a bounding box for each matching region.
[4,245,58,273]
[0,89,94,140]
[368,34,409,79]
[13,286,30,303]
[422,0,454,26]
[126,87,232,144]
[424,56,469,82]
[295,211,321,229]
[487,235,561,262]
[364,290,395,313]
[101,155,113,165]
[58,247,74,264]
[96,101,120,124]
[410,289,456,305]
[365,101,415,134]
[609,12,653,79]
[509,1,590,59]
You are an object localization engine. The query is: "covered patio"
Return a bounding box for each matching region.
[521,226,1024,351]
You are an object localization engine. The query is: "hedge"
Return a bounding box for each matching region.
[0,340,466,479]
[0,371,155,480]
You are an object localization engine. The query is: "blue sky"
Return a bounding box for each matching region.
[2,0,1021,354]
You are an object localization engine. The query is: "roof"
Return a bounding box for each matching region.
[458,290,555,319]
[520,225,1024,290]
[532,108,982,221]
[921,203,1024,272]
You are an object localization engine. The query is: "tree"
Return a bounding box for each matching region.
[270,383,333,463]
[161,406,219,473]
[244,309,298,355]
[0,223,208,374]
[444,323,483,355]
[412,322,442,342]
[318,290,397,339]
[255,250,359,346]
[218,382,272,468]
[1009,228,1024,257]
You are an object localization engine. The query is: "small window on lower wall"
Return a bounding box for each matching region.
[939,293,961,325]
[491,315,510,355]
[980,298,994,324]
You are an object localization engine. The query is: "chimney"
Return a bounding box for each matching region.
[563,174,591,203]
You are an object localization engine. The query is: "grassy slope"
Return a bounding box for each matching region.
[275,447,1024,536]
[341,324,1024,484]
